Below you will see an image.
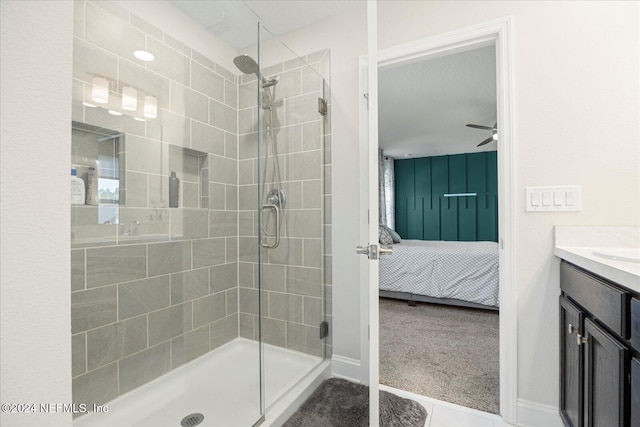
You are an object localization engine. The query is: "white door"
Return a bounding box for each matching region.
[356,2,384,426]
[360,15,517,424]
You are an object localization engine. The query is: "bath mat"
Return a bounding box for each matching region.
[283,378,427,427]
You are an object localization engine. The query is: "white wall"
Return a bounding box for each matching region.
[0,1,74,426]
[1,1,638,425]
[268,0,640,418]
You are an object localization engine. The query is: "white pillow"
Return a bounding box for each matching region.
[378,226,394,245]
[382,225,401,243]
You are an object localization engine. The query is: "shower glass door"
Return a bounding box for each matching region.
[70,2,329,425]
[255,24,330,410]
[70,1,264,426]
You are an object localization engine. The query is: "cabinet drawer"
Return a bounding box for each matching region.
[560,261,628,338]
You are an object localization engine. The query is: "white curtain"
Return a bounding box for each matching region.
[378,149,395,227]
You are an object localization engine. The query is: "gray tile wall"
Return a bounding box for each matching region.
[71,0,332,409]
[237,49,331,359]
[71,1,239,408]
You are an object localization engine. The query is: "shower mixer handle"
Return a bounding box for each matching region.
[261,204,280,249]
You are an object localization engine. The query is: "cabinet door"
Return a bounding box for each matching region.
[583,318,629,427]
[632,358,640,427]
[560,296,585,427]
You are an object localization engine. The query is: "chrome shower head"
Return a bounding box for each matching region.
[233,54,260,76]
[233,54,279,89]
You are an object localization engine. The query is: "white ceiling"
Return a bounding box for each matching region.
[379,45,497,159]
[170,0,364,50]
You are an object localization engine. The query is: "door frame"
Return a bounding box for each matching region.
[358,16,517,423]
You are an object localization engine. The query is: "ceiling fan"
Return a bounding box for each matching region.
[466,122,497,147]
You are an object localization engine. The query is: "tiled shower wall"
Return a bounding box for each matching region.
[236,51,331,358]
[71,1,240,407]
[70,0,331,408]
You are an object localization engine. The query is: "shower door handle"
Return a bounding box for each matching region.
[261,204,280,249]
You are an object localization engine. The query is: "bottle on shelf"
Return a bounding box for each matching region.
[169,171,180,208]
[71,168,85,205]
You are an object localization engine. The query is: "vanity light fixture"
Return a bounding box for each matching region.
[133,50,155,62]
[143,95,158,119]
[85,76,158,120]
[122,87,138,111]
[91,77,109,104]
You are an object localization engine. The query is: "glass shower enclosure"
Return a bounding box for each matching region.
[69,1,330,425]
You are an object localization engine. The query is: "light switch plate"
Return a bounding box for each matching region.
[526,186,581,212]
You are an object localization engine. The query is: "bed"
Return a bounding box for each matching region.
[378,239,499,310]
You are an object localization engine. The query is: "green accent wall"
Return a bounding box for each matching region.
[394,152,498,242]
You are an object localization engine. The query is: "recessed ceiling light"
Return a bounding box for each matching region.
[404,154,412,158]
[134,50,154,61]
[108,110,123,116]
[134,117,146,122]
[82,102,97,108]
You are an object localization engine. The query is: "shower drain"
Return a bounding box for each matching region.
[181,413,204,427]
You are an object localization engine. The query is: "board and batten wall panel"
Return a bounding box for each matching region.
[394,152,497,242]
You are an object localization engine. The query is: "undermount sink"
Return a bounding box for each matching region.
[592,248,640,263]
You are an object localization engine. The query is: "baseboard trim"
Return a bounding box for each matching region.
[331,354,361,383]
[516,398,563,427]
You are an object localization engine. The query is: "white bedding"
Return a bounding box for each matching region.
[379,240,499,307]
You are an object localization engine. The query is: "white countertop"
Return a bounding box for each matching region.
[554,226,640,293]
[554,246,640,292]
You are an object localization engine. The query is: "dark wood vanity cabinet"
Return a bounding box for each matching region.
[559,261,636,427]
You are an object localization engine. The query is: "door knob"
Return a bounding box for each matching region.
[356,245,370,255]
[356,244,393,259]
[379,246,393,256]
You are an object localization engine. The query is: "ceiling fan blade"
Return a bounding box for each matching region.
[466,124,494,130]
[477,136,495,147]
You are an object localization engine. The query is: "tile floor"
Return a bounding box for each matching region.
[380,385,514,427]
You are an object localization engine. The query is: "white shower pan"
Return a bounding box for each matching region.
[74,338,322,427]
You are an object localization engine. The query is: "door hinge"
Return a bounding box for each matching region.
[318,97,328,116]
[320,321,329,339]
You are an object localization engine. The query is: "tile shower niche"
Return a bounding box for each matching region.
[71,121,209,247]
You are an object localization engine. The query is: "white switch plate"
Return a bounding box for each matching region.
[526,186,581,212]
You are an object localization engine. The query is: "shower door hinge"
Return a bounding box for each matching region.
[319,321,329,339]
[318,97,328,116]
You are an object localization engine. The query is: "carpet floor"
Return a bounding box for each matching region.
[283,378,427,427]
[379,297,500,414]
